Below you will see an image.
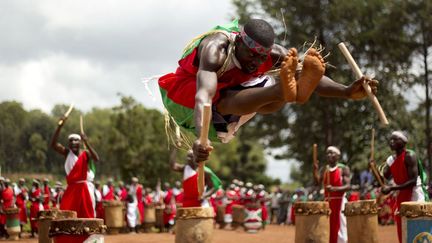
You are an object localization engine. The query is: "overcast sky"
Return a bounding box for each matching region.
[0,0,292,183]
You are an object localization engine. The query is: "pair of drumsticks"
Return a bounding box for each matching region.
[59,104,87,149]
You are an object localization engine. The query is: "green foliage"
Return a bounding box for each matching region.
[0,95,274,187]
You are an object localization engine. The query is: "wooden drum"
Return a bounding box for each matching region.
[244,202,262,233]
[49,218,106,243]
[400,202,432,243]
[38,209,77,243]
[231,205,245,229]
[175,207,214,243]
[143,205,156,232]
[216,205,226,226]
[155,206,165,231]
[294,201,330,243]
[343,199,378,243]
[103,200,124,234]
[4,208,20,241]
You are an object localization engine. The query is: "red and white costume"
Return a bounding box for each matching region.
[324,164,348,243]
[14,185,28,225]
[386,150,425,242]
[60,150,96,218]
[43,184,51,210]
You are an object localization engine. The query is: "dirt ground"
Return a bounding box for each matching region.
[8,224,397,243]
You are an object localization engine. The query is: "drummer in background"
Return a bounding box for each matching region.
[29,179,42,237]
[51,181,64,208]
[14,178,28,237]
[42,178,51,210]
[313,146,350,243]
[94,181,104,219]
[169,147,220,208]
[102,178,115,201]
[129,177,144,226]
[370,130,427,243]
[173,181,184,206]
[224,184,237,226]
[117,181,128,202]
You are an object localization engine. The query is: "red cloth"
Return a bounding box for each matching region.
[182,174,200,207]
[60,151,95,218]
[43,185,51,209]
[348,191,360,201]
[136,185,144,224]
[1,187,14,224]
[118,188,128,201]
[158,48,273,109]
[102,185,115,200]
[325,166,345,243]
[389,150,413,243]
[30,188,41,230]
[15,187,28,224]
[163,189,176,225]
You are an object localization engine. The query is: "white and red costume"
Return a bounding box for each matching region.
[324,164,348,243]
[60,150,96,218]
[386,150,425,242]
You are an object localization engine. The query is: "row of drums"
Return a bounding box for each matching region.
[215,203,263,233]
[294,200,432,243]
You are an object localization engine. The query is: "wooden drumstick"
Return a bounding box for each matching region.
[80,115,87,150]
[369,128,384,187]
[338,42,389,126]
[313,144,318,165]
[197,103,212,198]
[58,103,74,126]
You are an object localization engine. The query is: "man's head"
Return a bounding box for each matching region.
[68,134,81,154]
[164,182,171,190]
[326,146,341,165]
[389,130,408,151]
[43,178,49,186]
[32,179,40,188]
[18,178,25,186]
[131,177,138,185]
[186,150,197,168]
[235,19,275,74]
[107,178,113,186]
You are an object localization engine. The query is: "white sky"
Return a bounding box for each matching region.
[0,0,292,183]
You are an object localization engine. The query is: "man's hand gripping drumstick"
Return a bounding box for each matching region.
[338,42,389,126]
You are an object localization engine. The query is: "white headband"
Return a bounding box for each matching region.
[326,146,341,156]
[392,131,408,142]
[68,134,81,140]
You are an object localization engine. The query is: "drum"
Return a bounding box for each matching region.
[232,205,245,229]
[175,207,214,243]
[244,202,262,233]
[103,200,124,234]
[4,208,20,241]
[38,209,77,243]
[294,201,330,243]
[343,199,379,243]
[143,205,156,232]
[400,202,432,243]
[49,218,106,243]
[155,206,165,231]
[216,205,226,225]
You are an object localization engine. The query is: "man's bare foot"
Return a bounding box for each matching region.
[296,48,325,103]
[279,48,298,102]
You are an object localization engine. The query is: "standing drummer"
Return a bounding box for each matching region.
[370,131,427,243]
[50,116,100,218]
[313,146,350,243]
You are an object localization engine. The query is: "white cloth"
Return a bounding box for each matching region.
[127,201,139,228]
[337,195,348,243]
